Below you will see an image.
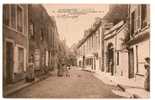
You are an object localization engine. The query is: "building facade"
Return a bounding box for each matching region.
[76,18,114,72]
[3,4,29,84]
[28,5,60,76]
[76,18,102,71]
[76,5,150,85]
[76,5,128,73]
[103,21,129,78]
[127,5,150,82]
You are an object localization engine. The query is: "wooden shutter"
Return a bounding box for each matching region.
[134,6,139,34]
[147,5,150,26]
[137,5,141,31]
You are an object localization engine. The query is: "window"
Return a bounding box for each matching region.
[137,6,141,30]
[96,33,98,49]
[29,22,34,37]
[98,32,100,48]
[3,5,10,26]
[87,58,92,65]
[141,5,147,28]
[17,6,23,32]
[136,45,139,73]
[91,35,93,49]
[11,5,16,29]
[131,11,135,36]
[18,47,24,73]
[134,6,140,33]
[40,30,44,41]
[86,59,89,65]
[87,40,88,52]
[83,45,85,54]
[117,52,119,65]
[88,39,90,50]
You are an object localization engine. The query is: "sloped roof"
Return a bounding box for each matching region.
[103,5,128,25]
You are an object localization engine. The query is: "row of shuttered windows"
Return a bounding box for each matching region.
[131,5,149,36]
[3,5,24,33]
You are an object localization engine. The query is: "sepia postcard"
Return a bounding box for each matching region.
[2,4,150,98]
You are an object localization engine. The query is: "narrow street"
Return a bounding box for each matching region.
[2,4,150,98]
[8,68,122,98]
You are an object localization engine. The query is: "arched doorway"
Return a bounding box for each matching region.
[106,43,114,75]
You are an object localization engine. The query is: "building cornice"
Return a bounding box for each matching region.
[104,21,124,40]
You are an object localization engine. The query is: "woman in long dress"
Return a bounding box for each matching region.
[144,57,150,91]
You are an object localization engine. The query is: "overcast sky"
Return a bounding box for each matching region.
[43,4,109,47]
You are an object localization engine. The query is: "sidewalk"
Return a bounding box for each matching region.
[3,72,52,97]
[94,71,150,98]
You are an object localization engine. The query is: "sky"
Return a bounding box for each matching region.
[43,4,109,47]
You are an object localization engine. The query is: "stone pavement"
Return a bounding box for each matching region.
[94,71,150,98]
[7,68,122,98]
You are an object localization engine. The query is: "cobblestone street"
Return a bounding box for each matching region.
[8,68,122,98]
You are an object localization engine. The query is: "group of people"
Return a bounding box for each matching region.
[63,64,71,77]
[57,63,71,77]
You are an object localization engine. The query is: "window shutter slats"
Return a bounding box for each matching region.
[137,6,141,31]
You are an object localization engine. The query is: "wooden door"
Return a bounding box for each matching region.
[129,48,134,78]
[6,42,14,83]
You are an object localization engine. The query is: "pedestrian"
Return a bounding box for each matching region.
[57,59,63,77]
[68,64,71,70]
[144,57,150,91]
[26,54,35,82]
[64,64,70,77]
[67,65,70,77]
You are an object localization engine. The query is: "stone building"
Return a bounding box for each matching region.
[3,4,29,84]
[28,5,60,76]
[76,18,113,72]
[103,21,129,78]
[76,5,129,73]
[127,5,150,82]
[100,4,150,83]
[76,18,102,71]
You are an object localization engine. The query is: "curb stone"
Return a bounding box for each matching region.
[82,69,95,73]
[93,72,147,98]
